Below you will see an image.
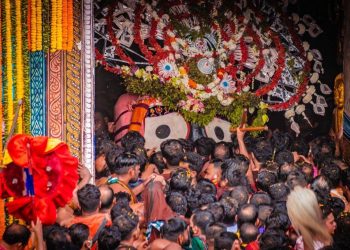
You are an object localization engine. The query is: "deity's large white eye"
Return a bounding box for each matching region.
[204,117,232,142]
[144,112,190,150]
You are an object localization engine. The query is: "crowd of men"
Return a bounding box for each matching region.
[1,114,350,250]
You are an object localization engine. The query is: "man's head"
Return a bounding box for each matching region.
[320,159,341,189]
[213,142,231,160]
[77,184,101,213]
[2,223,31,250]
[162,218,189,247]
[99,185,114,212]
[256,170,277,192]
[166,192,188,216]
[214,231,239,250]
[239,223,259,244]
[182,151,204,177]
[268,182,290,202]
[250,192,272,207]
[113,212,140,242]
[120,131,145,152]
[286,170,307,189]
[110,152,141,181]
[237,204,258,226]
[69,223,91,250]
[160,139,185,167]
[190,210,215,236]
[194,137,216,160]
[251,139,273,165]
[229,186,249,208]
[170,169,192,192]
[220,196,239,224]
[44,225,71,250]
[98,226,121,250]
[201,159,223,185]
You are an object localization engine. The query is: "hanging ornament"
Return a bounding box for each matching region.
[284,109,300,136]
[295,104,313,127]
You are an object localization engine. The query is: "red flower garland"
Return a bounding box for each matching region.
[255,31,286,96]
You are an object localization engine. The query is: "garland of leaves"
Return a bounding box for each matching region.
[124,74,265,127]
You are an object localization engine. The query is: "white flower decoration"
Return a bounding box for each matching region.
[157,58,178,79]
[219,74,236,93]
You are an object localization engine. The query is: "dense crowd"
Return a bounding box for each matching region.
[1,113,350,250]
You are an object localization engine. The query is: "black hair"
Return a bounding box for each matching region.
[266,211,290,231]
[334,212,350,250]
[170,168,192,192]
[2,223,31,246]
[309,136,335,167]
[220,196,239,224]
[240,223,259,244]
[311,175,331,203]
[184,151,204,175]
[160,139,185,166]
[105,146,124,170]
[120,131,145,152]
[252,139,273,164]
[258,205,273,223]
[198,193,217,207]
[296,161,314,184]
[161,218,187,242]
[69,223,89,250]
[232,154,250,174]
[320,160,341,189]
[207,202,225,223]
[256,170,277,192]
[341,167,350,188]
[250,192,272,207]
[205,222,227,240]
[132,146,148,171]
[185,187,201,213]
[291,138,309,157]
[110,193,132,221]
[237,204,258,225]
[213,142,231,160]
[278,163,296,182]
[320,204,333,220]
[192,210,215,234]
[98,226,121,250]
[223,165,247,187]
[259,228,290,250]
[166,192,188,216]
[214,231,238,250]
[113,212,139,241]
[328,197,345,218]
[275,150,294,166]
[196,178,217,196]
[268,182,290,202]
[229,185,249,207]
[272,201,288,215]
[110,152,140,175]
[77,184,101,213]
[45,225,71,250]
[271,130,291,153]
[149,151,166,174]
[286,170,307,189]
[178,138,195,152]
[194,137,216,158]
[99,185,114,210]
[96,139,116,158]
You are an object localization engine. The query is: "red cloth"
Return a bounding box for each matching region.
[4,134,78,225]
[246,241,260,250]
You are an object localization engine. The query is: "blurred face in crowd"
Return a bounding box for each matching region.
[201,163,222,185]
[324,212,337,235]
[131,164,141,182]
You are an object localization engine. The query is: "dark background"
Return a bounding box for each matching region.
[94,0,343,138]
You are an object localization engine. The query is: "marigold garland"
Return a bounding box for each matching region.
[36,0,43,50]
[62,0,67,50]
[15,0,24,133]
[56,0,63,50]
[67,0,73,50]
[51,0,57,51]
[5,0,13,134]
[22,0,31,134]
[42,0,50,52]
[30,0,37,51]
